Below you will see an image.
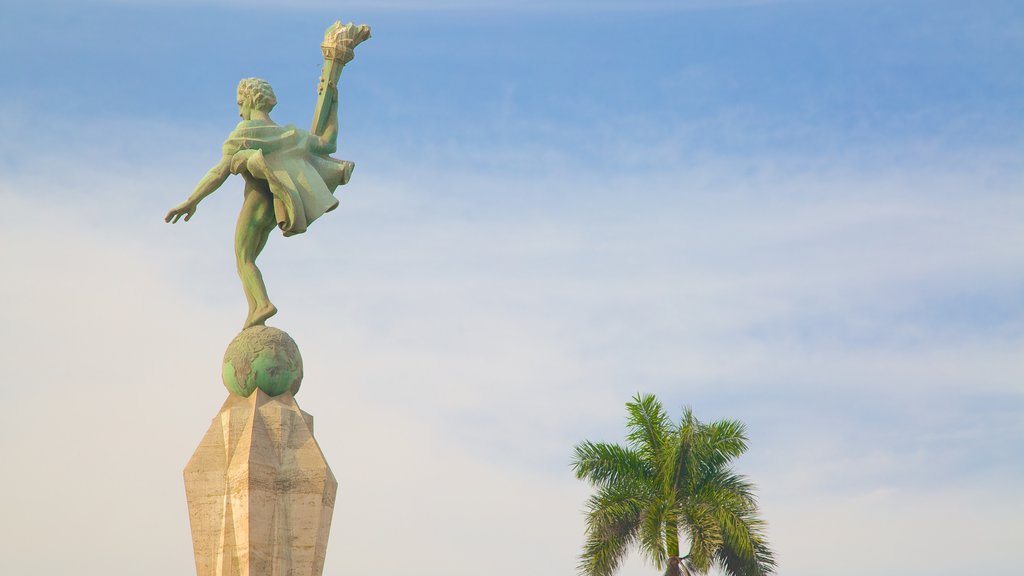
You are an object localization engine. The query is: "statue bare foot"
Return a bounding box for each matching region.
[245,303,278,329]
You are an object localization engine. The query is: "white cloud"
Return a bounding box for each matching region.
[761,483,1024,576]
[0,102,1021,576]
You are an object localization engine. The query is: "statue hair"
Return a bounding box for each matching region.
[237,78,277,112]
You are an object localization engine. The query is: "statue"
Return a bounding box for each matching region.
[166,22,371,330]
[177,21,372,576]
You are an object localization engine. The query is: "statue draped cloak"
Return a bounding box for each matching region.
[223,120,353,237]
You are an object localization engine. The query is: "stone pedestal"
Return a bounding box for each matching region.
[184,389,337,576]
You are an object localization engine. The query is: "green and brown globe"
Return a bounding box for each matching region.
[222,326,303,397]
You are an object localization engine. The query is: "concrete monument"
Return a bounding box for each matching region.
[168,20,370,576]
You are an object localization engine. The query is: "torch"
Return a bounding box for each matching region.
[311,21,371,136]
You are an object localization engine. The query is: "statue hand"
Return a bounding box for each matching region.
[165,199,198,223]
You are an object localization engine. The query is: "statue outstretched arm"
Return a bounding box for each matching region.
[311,86,339,155]
[165,155,232,223]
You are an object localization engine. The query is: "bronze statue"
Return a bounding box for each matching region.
[166,22,370,329]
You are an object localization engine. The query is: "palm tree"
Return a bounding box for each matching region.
[571,393,775,576]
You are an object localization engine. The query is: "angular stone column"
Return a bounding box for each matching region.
[184,389,337,576]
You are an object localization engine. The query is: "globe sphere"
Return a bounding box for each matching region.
[222,326,303,397]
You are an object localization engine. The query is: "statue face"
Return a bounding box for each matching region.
[237,97,253,120]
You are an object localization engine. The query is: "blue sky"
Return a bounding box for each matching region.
[0,1,1022,575]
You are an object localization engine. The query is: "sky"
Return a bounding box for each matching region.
[0,1,1022,575]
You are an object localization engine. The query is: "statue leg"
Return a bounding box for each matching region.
[236,186,278,329]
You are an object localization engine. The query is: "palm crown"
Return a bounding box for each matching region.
[571,393,776,576]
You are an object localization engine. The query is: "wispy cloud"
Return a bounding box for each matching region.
[2,1,1021,572]
[4,101,1021,574]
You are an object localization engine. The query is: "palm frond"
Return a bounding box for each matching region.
[693,469,757,506]
[713,512,776,576]
[572,441,653,489]
[709,484,775,576]
[662,406,699,495]
[579,485,644,576]
[583,486,645,533]
[699,418,749,469]
[635,496,671,569]
[626,393,672,457]
[681,502,723,573]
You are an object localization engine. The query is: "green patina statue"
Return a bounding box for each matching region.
[166,22,370,330]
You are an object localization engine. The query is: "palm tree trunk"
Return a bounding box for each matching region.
[663,556,684,576]
[663,521,683,576]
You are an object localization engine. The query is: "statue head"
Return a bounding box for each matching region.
[237,78,277,119]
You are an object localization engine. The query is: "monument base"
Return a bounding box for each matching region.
[184,390,337,576]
